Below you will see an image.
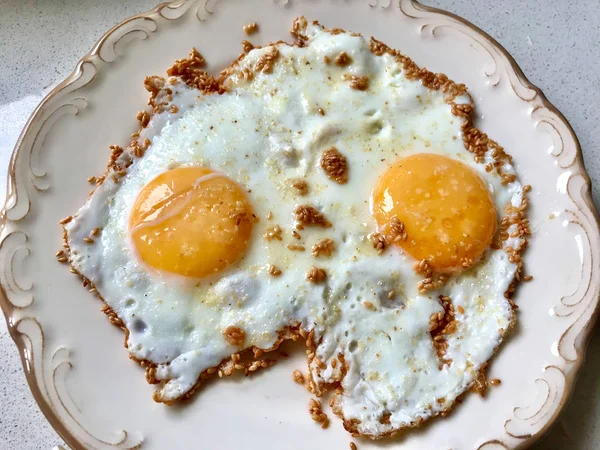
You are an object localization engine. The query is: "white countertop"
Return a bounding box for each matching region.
[0,1,598,448]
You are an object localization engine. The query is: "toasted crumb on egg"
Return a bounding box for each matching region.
[143,75,165,106]
[136,110,150,127]
[387,217,407,243]
[306,267,327,283]
[242,40,254,54]
[223,326,246,347]
[414,259,432,277]
[334,51,352,66]
[108,145,124,170]
[230,210,258,226]
[290,16,308,40]
[254,46,280,73]
[414,259,449,293]
[429,295,457,369]
[472,363,489,397]
[294,205,331,228]
[369,232,387,255]
[320,147,349,184]
[101,303,125,328]
[264,225,283,241]
[291,179,309,195]
[343,74,369,91]
[311,238,335,257]
[145,365,158,384]
[329,27,347,35]
[166,48,222,95]
[239,67,254,81]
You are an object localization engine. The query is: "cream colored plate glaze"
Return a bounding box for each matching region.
[1,1,598,449]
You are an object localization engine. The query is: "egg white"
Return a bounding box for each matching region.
[66,21,523,435]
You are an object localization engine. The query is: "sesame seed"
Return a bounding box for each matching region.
[268,264,282,276]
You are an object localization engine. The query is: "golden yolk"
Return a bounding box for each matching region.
[129,167,254,278]
[371,153,496,272]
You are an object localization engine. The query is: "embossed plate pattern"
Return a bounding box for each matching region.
[1,1,598,449]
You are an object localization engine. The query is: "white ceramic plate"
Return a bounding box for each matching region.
[2,1,599,449]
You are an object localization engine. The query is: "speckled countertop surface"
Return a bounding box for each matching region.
[0,1,598,449]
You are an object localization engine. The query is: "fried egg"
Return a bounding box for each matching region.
[65,18,526,438]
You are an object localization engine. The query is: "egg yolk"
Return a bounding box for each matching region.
[371,153,496,272]
[129,167,254,278]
